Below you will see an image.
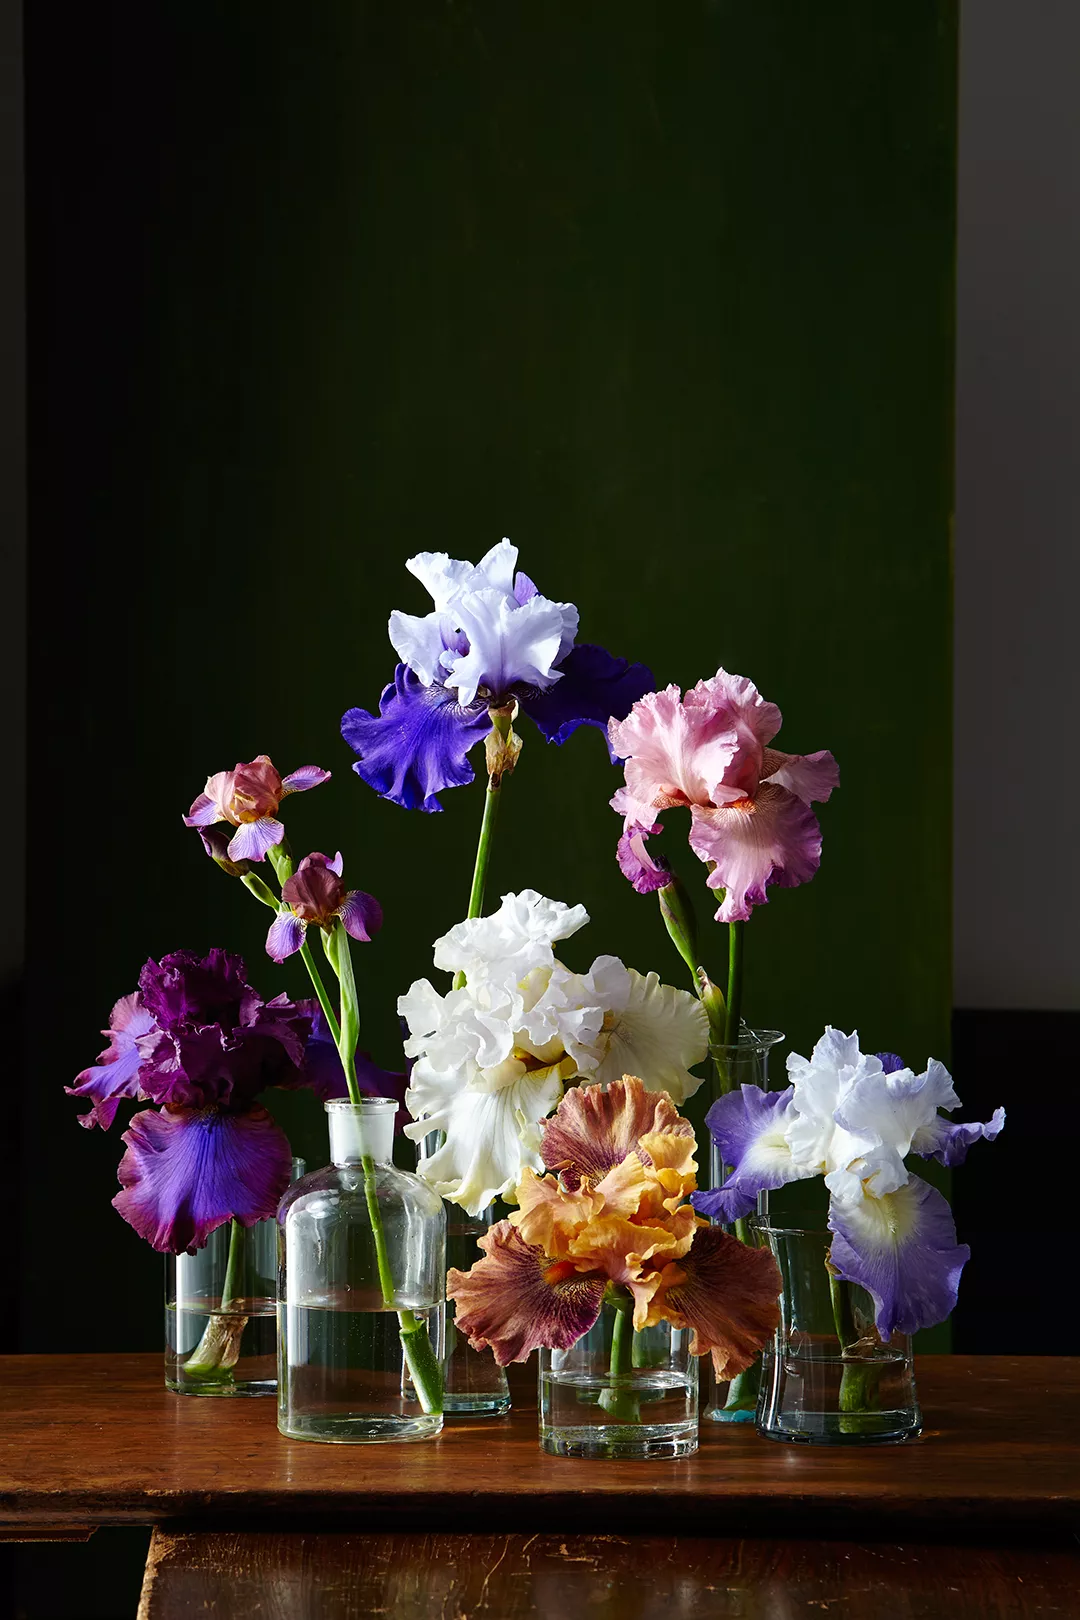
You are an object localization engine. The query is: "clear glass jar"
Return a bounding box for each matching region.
[706,1029,784,1423]
[756,1223,921,1445]
[538,1298,698,1459]
[277,1099,445,1443]
[165,1158,304,1397]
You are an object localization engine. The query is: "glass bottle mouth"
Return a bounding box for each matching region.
[324,1097,399,1115]
[325,1098,398,1163]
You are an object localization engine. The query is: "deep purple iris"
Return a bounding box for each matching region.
[69,950,349,1253]
[341,542,653,811]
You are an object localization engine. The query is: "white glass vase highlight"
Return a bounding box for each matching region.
[538,1299,698,1460]
[756,1223,921,1445]
[277,1099,445,1443]
[165,1158,304,1397]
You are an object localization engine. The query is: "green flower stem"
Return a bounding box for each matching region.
[723,921,745,1050]
[598,1289,641,1423]
[452,708,516,989]
[241,871,341,1044]
[830,1268,880,1427]
[322,920,443,1416]
[182,1218,248,1380]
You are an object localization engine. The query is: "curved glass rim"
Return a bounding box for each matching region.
[323,1096,398,1113]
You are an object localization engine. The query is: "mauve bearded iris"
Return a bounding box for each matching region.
[341,540,654,811]
[69,950,350,1253]
[184,754,330,862]
[265,852,383,963]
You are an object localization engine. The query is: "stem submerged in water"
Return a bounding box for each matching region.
[182,1219,249,1381]
[829,1266,881,1428]
[598,1290,641,1423]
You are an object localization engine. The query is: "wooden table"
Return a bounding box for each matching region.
[2,1355,1078,1617]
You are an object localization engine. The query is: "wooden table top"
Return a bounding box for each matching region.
[2,1354,1077,1539]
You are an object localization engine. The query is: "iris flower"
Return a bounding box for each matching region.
[692,1028,1005,1337]
[341,540,653,811]
[68,950,350,1253]
[183,754,330,862]
[446,1077,782,1374]
[265,851,383,962]
[610,669,839,922]
[399,891,709,1215]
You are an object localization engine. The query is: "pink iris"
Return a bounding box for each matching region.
[183,755,330,863]
[609,670,838,923]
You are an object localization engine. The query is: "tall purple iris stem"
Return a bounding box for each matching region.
[318,919,443,1415]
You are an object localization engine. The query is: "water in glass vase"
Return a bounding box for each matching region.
[539,1365,698,1459]
[279,1290,443,1443]
[165,1298,277,1396]
[758,1339,921,1444]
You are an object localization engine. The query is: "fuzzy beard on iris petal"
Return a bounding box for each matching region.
[539,1074,696,1192]
[647,1224,782,1379]
[570,957,708,1104]
[446,1221,608,1365]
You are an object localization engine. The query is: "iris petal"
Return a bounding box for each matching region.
[692,1084,803,1222]
[113,1104,294,1254]
[342,664,491,812]
[522,642,654,752]
[67,992,156,1130]
[446,1220,606,1365]
[827,1177,970,1339]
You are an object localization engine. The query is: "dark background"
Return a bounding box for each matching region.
[10,0,1058,1614]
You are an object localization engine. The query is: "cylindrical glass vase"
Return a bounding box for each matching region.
[539,1301,698,1460]
[756,1224,921,1445]
[165,1158,304,1397]
[443,1207,512,1415]
[706,1029,784,1423]
[277,1099,446,1443]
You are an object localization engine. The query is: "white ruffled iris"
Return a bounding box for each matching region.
[388,539,579,708]
[400,890,709,1215]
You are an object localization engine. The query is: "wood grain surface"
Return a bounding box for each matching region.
[2,1356,1078,1538]
[137,1529,1080,1620]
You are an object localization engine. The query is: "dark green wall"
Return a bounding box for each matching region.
[24,2,956,1351]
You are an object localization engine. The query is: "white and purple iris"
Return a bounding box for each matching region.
[341,540,654,811]
[691,1028,1005,1338]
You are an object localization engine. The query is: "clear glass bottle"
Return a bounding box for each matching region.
[538,1298,698,1459]
[756,1223,921,1445]
[165,1158,304,1397]
[277,1098,445,1443]
[706,1028,784,1424]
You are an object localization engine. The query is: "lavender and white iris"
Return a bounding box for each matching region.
[691,1027,1004,1338]
[342,540,653,811]
[399,890,709,1215]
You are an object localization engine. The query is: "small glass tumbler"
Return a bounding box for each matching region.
[756,1224,921,1445]
[442,1207,512,1415]
[277,1099,445,1443]
[165,1158,304,1397]
[539,1301,698,1459]
[707,1029,784,1424]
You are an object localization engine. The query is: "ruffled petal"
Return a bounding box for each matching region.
[113,1104,293,1254]
[339,889,383,943]
[432,889,589,984]
[509,1168,600,1255]
[441,589,578,708]
[692,1084,803,1222]
[404,1059,566,1216]
[577,959,708,1104]
[539,1074,695,1191]
[762,748,840,805]
[688,785,824,923]
[182,791,223,828]
[608,683,739,814]
[446,1221,606,1365]
[226,817,285,863]
[265,911,306,963]
[341,664,491,812]
[827,1177,970,1339]
[522,642,655,752]
[67,992,156,1130]
[280,765,332,795]
[647,1224,782,1379]
[911,1106,1006,1168]
[615,823,669,894]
